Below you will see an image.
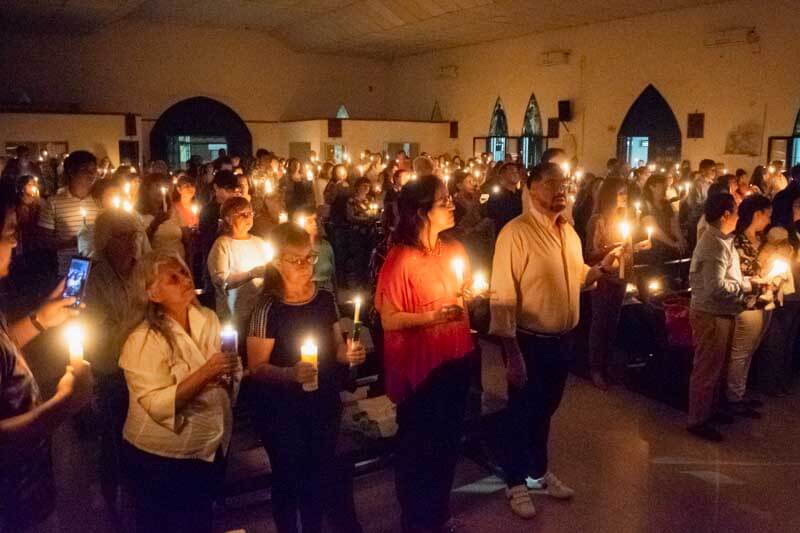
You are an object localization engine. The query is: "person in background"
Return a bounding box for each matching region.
[484,162,522,234]
[376,175,476,533]
[0,189,94,532]
[750,165,766,193]
[685,159,716,250]
[38,150,100,274]
[246,223,364,533]
[1,145,41,184]
[687,193,752,441]
[735,168,760,201]
[284,158,314,213]
[172,175,199,229]
[727,194,772,418]
[325,164,351,227]
[382,169,411,233]
[293,207,336,293]
[207,197,270,340]
[137,173,185,260]
[572,173,604,251]
[585,178,629,390]
[120,250,241,533]
[453,169,495,270]
[81,209,147,518]
[490,163,618,519]
[198,170,242,297]
[765,162,789,199]
[15,175,42,254]
[345,177,378,287]
[641,174,687,261]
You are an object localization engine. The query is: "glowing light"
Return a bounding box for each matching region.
[262,242,275,263]
[648,279,662,292]
[451,257,465,286]
[619,221,631,240]
[112,196,121,209]
[767,259,789,279]
[64,323,85,362]
[472,271,489,295]
[300,338,319,392]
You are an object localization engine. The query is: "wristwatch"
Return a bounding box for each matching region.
[29,312,46,332]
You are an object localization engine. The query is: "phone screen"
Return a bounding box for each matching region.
[62,257,92,306]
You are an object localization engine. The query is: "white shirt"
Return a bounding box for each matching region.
[120,305,240,462]
[141,213,186,260]
[207,234,270,326]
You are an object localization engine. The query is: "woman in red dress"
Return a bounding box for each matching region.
[375,174,475,533]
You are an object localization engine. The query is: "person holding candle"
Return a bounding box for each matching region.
[198,171,242,299]
[490,163,618,518]
[293,206,336,293]
[484,162,523,234]
[120,250,241,533]
[726,194,772,416]
[685,159,717,250]
[375,175,475,532]
[585,178,630,390]
[38,150,100,275]
[641,174,688,263]
[687,193,753,441]
[14,175,43,258]
[136,173,183,257]
[207,197,271,343]
[247,222,365,533]
[0,190,94,532]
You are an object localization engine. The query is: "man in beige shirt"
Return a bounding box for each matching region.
[490,162,617,519]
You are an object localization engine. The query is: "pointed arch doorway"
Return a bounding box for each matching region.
[617,85,681,167]
[150,97,252,168]
[521,93,545,167]
[486,97,509,161]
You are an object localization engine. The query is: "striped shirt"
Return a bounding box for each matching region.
[38,188,100,242]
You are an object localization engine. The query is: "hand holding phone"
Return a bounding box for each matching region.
[62,257,92,309]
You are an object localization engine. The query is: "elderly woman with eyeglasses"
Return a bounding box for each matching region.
[207,197,271,341]
[246,223,365,533]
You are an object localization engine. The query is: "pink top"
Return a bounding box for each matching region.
[174,202,199,228]
[375,240,474,404]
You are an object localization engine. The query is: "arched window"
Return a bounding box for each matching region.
[487,97,508,161]
[521,93,544,167]
[336,104,350,119]
[617,84,681,167]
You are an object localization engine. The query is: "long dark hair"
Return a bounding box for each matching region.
[769,182,800,249]
[393,174,446,250]
[643,174,668,207]
[735,193,772,235]
[751,165,766,191]
[261,222,312,301]
[594,177,626,218]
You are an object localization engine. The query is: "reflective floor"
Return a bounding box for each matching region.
[215,376,800,533]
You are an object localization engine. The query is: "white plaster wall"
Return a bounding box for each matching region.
[384,0,800,173]
[0,112,139,166]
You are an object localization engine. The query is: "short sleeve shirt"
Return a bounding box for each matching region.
[0,316,55,530]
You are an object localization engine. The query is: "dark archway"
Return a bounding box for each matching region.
[617,85,681,166]
[150,97,252,166]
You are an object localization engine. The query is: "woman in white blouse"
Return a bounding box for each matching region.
[120,250,241,533]
[207,196,272,337]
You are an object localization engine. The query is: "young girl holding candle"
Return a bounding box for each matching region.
[247,222,365,533]
[375,174,475,533]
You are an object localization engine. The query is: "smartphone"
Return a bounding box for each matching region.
[62,257,91,308]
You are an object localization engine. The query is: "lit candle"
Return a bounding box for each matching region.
[220,323,238,354]
[300,338,319,392]
[112,196,121,209]
[65,323,84,364]
[172,176,179,185]
[646,225,654,243]
[295,214,306,229]
[575,169,584,181]
[122,200,133,213]
[410,172,418,181]
[306,169,314,181]
[357,164,364,176]
[160,186,168,212]
[634,201,642,222]
[472,271,489,296]
[80,208,87,226]
[647,163,656,172]
[278,211,288,224]
[123,181,131,196]
[674,163,681,171]
[619,221,631,279]
[492,185,500,194]
[265,179,274,196]
[191,203,199,217]
[723,168,729,175]
[766,259,789,280]
[452,257,465,293]
[352,295,363,344]
[262,242,275,263]
[561,162,571,176]
[768,165,776,174]
[648,279,662,294]
[660,167,666,173]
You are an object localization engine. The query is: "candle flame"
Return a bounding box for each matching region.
[619,221,631,239]
[278,212,288,224]
[262,242,275,263]
[767,259,789,279]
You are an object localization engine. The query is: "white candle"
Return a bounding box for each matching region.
[472,271,489,295]
[80,208,87,226]
[262,242,275,263]
[300,338,319,392]
[265,179,274,196]
[191,203,199,217]
[112,196,121,209]
[634,201,642,222]
[160,186,168,212]
[122,200,133,213]
[220,324,238,354]
[295,214,306,229]
[452,257,465,289]
[353,295,362,324]
[123,182,131,196]
[306,169,314,181]
[65,323,84,363]
[767,259,789,280]
[646,225,654,242]
[619,221,631,279]
[278,211,289,224]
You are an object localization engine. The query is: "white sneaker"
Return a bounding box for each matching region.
[506,484,536,519]
[526,472,575,499]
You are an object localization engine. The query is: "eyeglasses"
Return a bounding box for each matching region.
[233,211,254,219]
[280,253,319,266]
[542,179,571,191]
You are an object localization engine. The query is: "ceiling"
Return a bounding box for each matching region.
[1,0,728,59]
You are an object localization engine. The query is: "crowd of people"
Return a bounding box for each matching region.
[0,142,798,533]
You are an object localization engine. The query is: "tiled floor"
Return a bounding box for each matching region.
[214,376,800,533]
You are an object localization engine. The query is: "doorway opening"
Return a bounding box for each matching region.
[487,97,509,161]
[617,85,681,167]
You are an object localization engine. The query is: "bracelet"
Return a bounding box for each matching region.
[29,313,46,332]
